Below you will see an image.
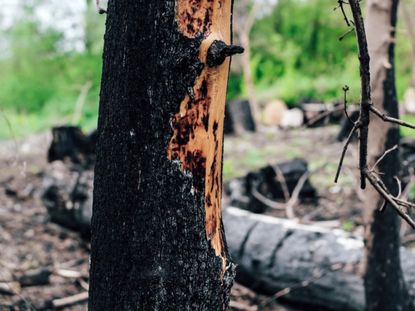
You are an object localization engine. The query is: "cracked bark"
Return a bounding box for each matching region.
[89,1,237,310]
[364,0,414,310]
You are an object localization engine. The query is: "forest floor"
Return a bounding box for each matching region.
[0,125,399,310]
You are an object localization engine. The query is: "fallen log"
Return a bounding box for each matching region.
[226,158,317,213]
[227,99,256,133]
[48,126,97,168]
[223,207,415,311]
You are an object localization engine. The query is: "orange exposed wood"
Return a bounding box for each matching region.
[169,0,231,272]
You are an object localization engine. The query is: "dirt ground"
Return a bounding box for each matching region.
[0,125,388,310]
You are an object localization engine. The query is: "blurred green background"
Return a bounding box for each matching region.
[0,0,414,139]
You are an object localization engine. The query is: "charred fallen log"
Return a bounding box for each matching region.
[41,163,93,238]
[223,207,415,311]
[227,99,256,133]
[48,126,97,168]
[226,158,317,213]
[224,104,235,135]
[301,102,344,128]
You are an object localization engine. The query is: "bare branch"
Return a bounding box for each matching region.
[370,105,415,129]
[260,263,345,308]
[370,144,398,172]
[274,165,290,203]
[335,0,351,27]
[285,171,310,219]
[342,85,356,124]
[335,124,358,183]
[364,170,415,229]
[349,0,372,189]
[339,27,355,41]
[304,105,344,128]
[335,0,415,228]
[252,166,324,219]
[251,187,285,210]
[394,176,402,199]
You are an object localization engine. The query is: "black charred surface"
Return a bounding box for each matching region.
[89,1,232,310]
[48,126,96,168]
[206,40,244,67]
[364,1,414,309]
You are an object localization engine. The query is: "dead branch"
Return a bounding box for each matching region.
[274,165,290,202]
[334,0,415,229]
[334,124,358,183]
[334,0,351,27]
[364,170,415,229]
[259,263,345,309]
[50,291,88,309]
[251,187,285,210]
[284,171,310,219]
[370,144,398,172]
[252,165,324,219]
[370,105,415,129]
[304,105,344,127]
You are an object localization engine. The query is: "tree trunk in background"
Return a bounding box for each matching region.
[89,1,237,310]
[401,0,415,87]
[234,0,260,122]
[239,32,259,121]
[364,1,413,310]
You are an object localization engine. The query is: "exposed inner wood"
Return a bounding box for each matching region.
[169,0,231,272]
[176,0,214,38]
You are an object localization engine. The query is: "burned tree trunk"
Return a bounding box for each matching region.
[89,1,241,310]
[364,1,414,310]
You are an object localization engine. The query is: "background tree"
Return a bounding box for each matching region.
[364,0,413,309]
[89,0,241,309]
[233,0,259,120]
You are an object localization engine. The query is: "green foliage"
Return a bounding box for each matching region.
[241,0,360,105]
[0,2,103,139]
[341,219,354,232]
[1,0,415,140]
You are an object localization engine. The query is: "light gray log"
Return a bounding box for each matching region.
[223,207,415,311]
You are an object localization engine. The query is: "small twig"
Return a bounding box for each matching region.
[370,105,415,129]
[259,263,345,309]
[394,198,415,210]
[55,269,83,279]
[342,85,355,124]
[253,165,325,219]
[50,292,88,309]
[394,176,402,198]
[274,166,290,203]
[334,124,358,183]
[339,27,355,41]
[304,105,344,127]
[335,0,351,27]
[370,144,398,172]
[251,187,286,210]
[284,171,310,219]
[364,170,415,229]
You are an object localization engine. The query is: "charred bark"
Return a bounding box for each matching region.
[89,1,238,310]
[364,1,414,310]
